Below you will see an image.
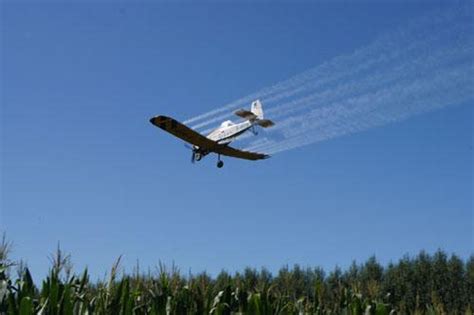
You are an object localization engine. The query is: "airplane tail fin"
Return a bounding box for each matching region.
[234,100,275,128]
[251,100,264,119]
[252,100,275,128]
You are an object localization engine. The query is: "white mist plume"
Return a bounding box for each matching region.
[248,62,472,154]
[184,7,473,154]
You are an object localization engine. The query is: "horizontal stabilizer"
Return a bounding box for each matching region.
[256,119,275,128]
[235,109,257,120]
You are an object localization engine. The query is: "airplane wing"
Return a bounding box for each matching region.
[150,115,270,161]
[150,115,217,149]
[214,145,270,161]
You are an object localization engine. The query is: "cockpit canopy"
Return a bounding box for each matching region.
[220,120,234,128]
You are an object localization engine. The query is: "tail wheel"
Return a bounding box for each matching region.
[217,161,224,168]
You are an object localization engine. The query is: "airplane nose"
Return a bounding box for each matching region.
[149,116,168,129]
[150,116,162,126]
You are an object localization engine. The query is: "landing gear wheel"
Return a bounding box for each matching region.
[217,160,224,168]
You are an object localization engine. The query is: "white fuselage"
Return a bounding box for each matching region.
[206,120,253,144]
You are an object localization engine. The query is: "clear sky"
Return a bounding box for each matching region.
[1,1,472,279]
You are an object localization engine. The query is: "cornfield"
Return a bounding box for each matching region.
[0,237,472,314]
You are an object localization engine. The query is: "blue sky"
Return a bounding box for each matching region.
[2,1,472,279]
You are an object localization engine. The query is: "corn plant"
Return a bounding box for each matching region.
[0,238,472,314]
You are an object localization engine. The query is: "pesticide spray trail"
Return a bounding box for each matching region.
[249,62,473,154]
[185,7,473,154]
[254,38,472,136]
[185,7,468,131]
[238,8,474,154]
[263,23,471,122]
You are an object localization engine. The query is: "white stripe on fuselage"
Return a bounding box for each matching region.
[206,120,253,144]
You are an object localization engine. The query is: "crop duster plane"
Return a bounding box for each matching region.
[149,100,275,168]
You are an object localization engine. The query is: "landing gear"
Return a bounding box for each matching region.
[217,154,224,168]
[251,125,258,136]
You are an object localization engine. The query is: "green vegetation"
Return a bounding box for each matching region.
[0,237,472,314]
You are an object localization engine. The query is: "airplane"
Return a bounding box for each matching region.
[149,100,275,168]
